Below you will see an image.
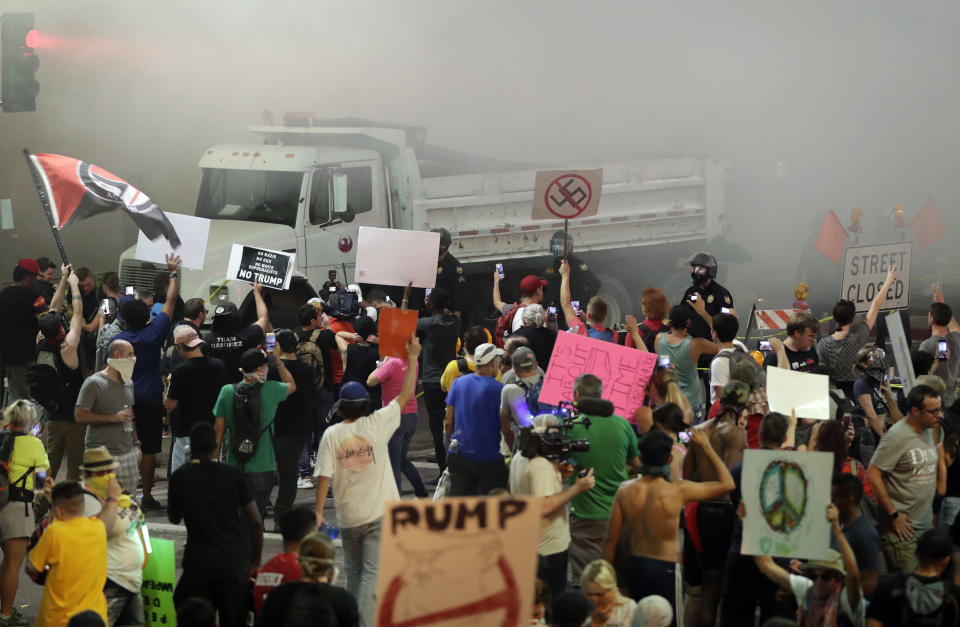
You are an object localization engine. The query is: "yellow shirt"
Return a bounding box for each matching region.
[30,516,108,627]
[9,434,49,491]
[439,357,503,392]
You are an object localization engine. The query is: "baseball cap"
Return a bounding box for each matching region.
[16,258,40,275]
[173,324,204,348]
[339,381,370,401]
[114,294,135,324]
[916,528,954,560]
[511,347,537,370]
[213,302,238,318]
[519,275,548,295]
[474,343,503,366]
[239,348,267,373]
[720,380,751,407]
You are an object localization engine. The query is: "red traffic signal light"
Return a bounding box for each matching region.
[1,13,40,113]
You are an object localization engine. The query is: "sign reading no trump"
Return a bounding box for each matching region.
[840,242,911,313]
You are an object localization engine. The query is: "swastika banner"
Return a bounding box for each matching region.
[532,169,603,220]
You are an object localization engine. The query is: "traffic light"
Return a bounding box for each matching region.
[1,13,39,113]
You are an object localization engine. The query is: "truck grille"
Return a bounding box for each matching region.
[119,260,159,295]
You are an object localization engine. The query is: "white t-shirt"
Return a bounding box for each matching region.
[789,573,865,627]
[82,492,145,593]
[509,453,569,556]
[598,596,637,627]
[315,400,401,529]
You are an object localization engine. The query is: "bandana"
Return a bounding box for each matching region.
[641,464,672,481]
[242,370,267,385]
[805,585,840,626]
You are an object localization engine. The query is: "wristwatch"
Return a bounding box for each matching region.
[169,271,179,279]
[890,511,900,520]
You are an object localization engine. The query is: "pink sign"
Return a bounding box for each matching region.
[539,332,658,418]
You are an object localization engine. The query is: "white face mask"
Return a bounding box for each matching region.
[107,356,137,382]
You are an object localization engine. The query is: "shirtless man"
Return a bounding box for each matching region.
[604,430,734,624]
[680,380,749,627]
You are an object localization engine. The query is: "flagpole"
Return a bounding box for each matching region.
[22,149,69,266]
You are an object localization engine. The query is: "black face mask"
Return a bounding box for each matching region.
[691,271,710,288]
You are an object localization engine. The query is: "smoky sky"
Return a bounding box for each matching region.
[0,0,957,308]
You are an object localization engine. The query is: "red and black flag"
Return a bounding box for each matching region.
[27,153,181,248]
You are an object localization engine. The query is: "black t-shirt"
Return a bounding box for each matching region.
[205,325,265,383]
[416,314,460,384]
[167,356,228,437]
[269,358,315,437]
[342,343,382,406]
[167,460,254,577]
[763,345,819,373]
[512,326,558,372]
[853,374,889,415]
[256,581,358,627]
[867,573,960,626]
[436,252,465,312]
[682,280,734,340]
[35,281,55,309]
[0,285,44,365]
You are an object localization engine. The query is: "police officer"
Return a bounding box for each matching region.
[433,227,465,318]
[682,252,736,341]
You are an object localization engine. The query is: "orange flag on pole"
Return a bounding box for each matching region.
[815,210,848,266]
[910,197,947,251]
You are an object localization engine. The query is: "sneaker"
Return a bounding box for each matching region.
[140,495,164,512]
[0,610,28,626]
[297,477,315,490]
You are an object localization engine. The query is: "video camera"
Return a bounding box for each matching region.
[326,289,360,319]
[515,398,612,463]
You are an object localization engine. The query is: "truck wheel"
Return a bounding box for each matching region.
[594,274,633,326]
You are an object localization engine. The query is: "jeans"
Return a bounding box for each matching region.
[170,436,190,476]
[941,496,960,529]
[105,581,144,626]
[341,518,382,627]
[446,453,508,497]
[275,434,309,526]
[1,362,33,408]
[387,413,426,497]
[422,382,448,471]
[44,420,86,481]
[569,516,609,582]
[300,388,334,477]
[244,471,277,522]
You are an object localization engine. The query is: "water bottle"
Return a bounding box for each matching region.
[320,521,339,540]
[122,405,134,433]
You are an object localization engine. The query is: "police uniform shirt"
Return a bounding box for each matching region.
[436,252,465,312]
[682,280,734,340]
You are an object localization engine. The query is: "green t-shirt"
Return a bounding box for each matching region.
[213,380,289,473]
[568,413,639,520]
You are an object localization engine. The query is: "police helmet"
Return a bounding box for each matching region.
[688,252,718,278]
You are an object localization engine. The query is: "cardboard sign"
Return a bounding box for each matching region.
[354,227,441,289]
[226,244,295,290]
[378,307,419,360]
[741,449,833,560]
[135,213,210,270]
[539,332,657,418]
[841,242,911,313]
[376,497,539,627]
[766,367,830,420]
[532,169,603,220]
[141,537,177,627]
[886,310,916,393]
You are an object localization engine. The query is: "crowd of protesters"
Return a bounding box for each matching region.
[0,234,958,627]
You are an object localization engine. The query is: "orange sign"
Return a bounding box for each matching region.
[378,307,419,360]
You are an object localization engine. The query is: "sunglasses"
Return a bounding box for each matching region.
[810,570,841,582]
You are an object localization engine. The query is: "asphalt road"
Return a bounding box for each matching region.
[11,415,441,624]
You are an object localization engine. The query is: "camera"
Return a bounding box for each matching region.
[517,418,590,463]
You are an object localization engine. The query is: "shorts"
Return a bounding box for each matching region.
[694,500,736,571]
[134,397,163,455]
[627,555,681,626]
[0,499,34,539]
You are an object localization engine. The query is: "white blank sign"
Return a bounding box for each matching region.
[354,227,441,288]
[766,366,830,420]
[135,213,210,270]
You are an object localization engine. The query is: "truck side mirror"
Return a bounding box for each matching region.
[333,173,349,214]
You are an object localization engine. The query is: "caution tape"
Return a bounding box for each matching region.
[205,280,229,304]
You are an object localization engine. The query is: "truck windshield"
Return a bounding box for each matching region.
[195,169,303,228]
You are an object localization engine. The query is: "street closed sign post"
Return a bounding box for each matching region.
[840,242,911,312]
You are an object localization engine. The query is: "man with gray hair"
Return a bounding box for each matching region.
[513,303,558,372]
[565,373,641,579]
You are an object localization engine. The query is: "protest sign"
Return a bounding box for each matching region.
[532,169,603,220]
[378,307,419,360]
[539,332,657,418]
[886,310,916,393]
[141,537,177,627]
[226,244,295,290]
[841,242,911,313]
[741,449,833,560]
[766,366,829,420]
[135,213,210,270]
[376,497,539,627]
[354,227,440,288]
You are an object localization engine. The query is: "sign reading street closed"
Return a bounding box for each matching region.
[840,242,911,313]
[226,244,295,290]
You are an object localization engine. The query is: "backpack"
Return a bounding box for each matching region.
[495,303,523,348]
[517,377,557,417]
[0,432,35,510]
[26,364,64,413]
[882,573,959,627]
[456,358,472,375]
[230,383,273,468]
[637,322,659,352]
[715,346,766,387]
[586,326,619,343]
[297,329,326,393]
